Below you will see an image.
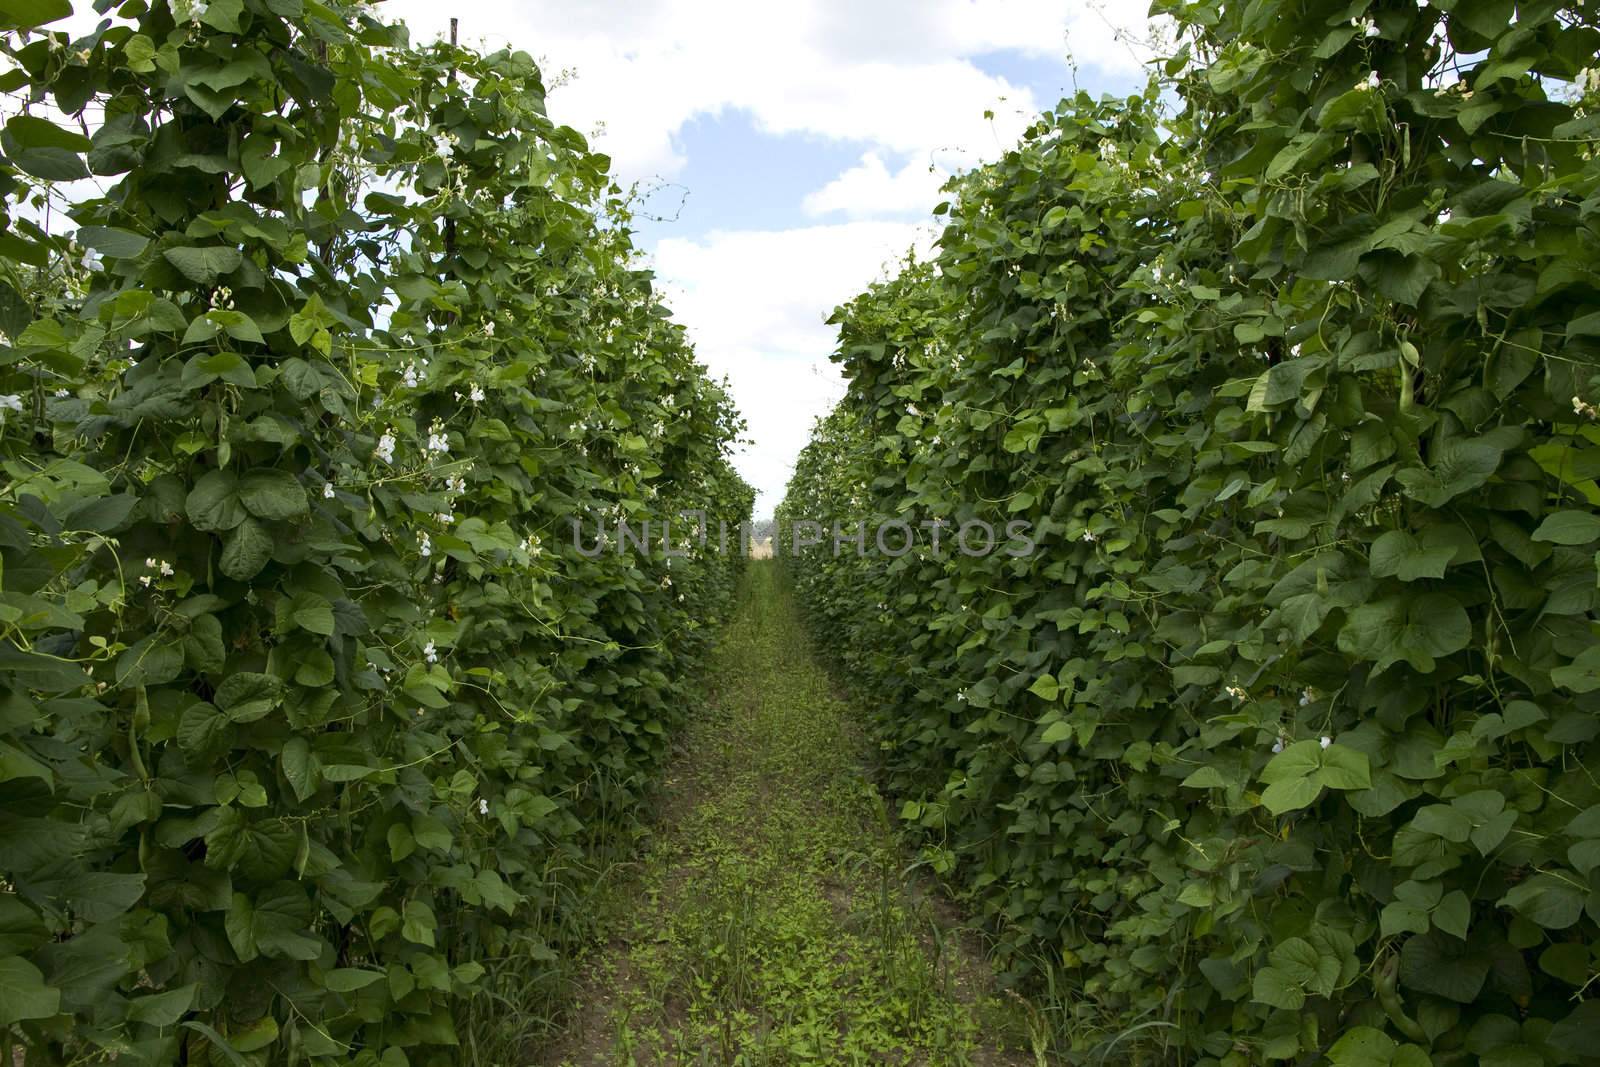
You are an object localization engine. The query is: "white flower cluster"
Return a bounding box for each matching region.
[1224,683,1247,703]
[1270,732,1333,754]
[419,532,432,558]
[401,358,428,389]
[1352,16,1379,37]
[426,420,450,457]
[423,640,438,664]
[0,394,21,424]
[173,0,208,25]
[375,429,397,464]
[1573,396,1598,419]
[139,558,175,587]
[520,534,542,557]
[323,481,336,499]
[1577,68,1598,95]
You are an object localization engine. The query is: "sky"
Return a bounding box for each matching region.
[56,0,1165,515]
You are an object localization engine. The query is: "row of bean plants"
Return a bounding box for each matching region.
[781,0,1600,1062]
[0,0,752,1063]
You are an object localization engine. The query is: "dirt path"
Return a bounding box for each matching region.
[534,561,1041,1066]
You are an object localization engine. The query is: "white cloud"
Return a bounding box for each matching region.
[802,152,950,219]
[651,222,937,512]
[377,0,1163,185]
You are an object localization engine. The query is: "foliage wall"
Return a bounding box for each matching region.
[781,0,1600,1062]
[0,0,752,1061]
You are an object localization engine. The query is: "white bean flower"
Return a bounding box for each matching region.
[426,420,450,456]
[1320,735,1333,749]
[323,481,336,499]
[419,532,432,558]
[423,640,438,664]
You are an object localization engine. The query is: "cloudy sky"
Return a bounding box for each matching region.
[379,1,1172,514]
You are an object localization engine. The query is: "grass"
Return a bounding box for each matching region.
[535,560,1040,1066]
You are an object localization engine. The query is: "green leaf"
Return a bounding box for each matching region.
[1327,1027,1398,1067]
[115,636,184,687]
[1261,776,1322,814]
[1260,740,1321,784]
[1500,873,1584,930]
[163,246,243,286]
[1413,804,1473,842]
[1551,645,1600,693]
[0,0,71,29]
[1532,511,1600,546]
[12,145,88,181]
[1318,745,1371,790]
[238,470,307,521]
[127,983,198,1026]
[186,471,246,532]
[412,814,452,851]
[1400,931,1489,1003]
[1337,594,1471,673]
[1394,437,1507,507]
[1369,530,1455,581]
[5,114,90,152]
[1251,964,1305,1010]
[280,737,316,802]
[220,518,274,580]
[74,225,150,259]
[1028,674,1059,700]
[286,592,334,635]
[1433,890,1470,939]
[176,702,230,757]
[226,884,320,962]
[214,672,283,723]
[0,955,60,1024]
[401,900,437,947]
[324,968,384,992]
[1039,720,1073,745]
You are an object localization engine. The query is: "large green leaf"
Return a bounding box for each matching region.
[0,955,60,1024]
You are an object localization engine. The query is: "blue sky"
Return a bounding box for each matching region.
[378,0,1167,515]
